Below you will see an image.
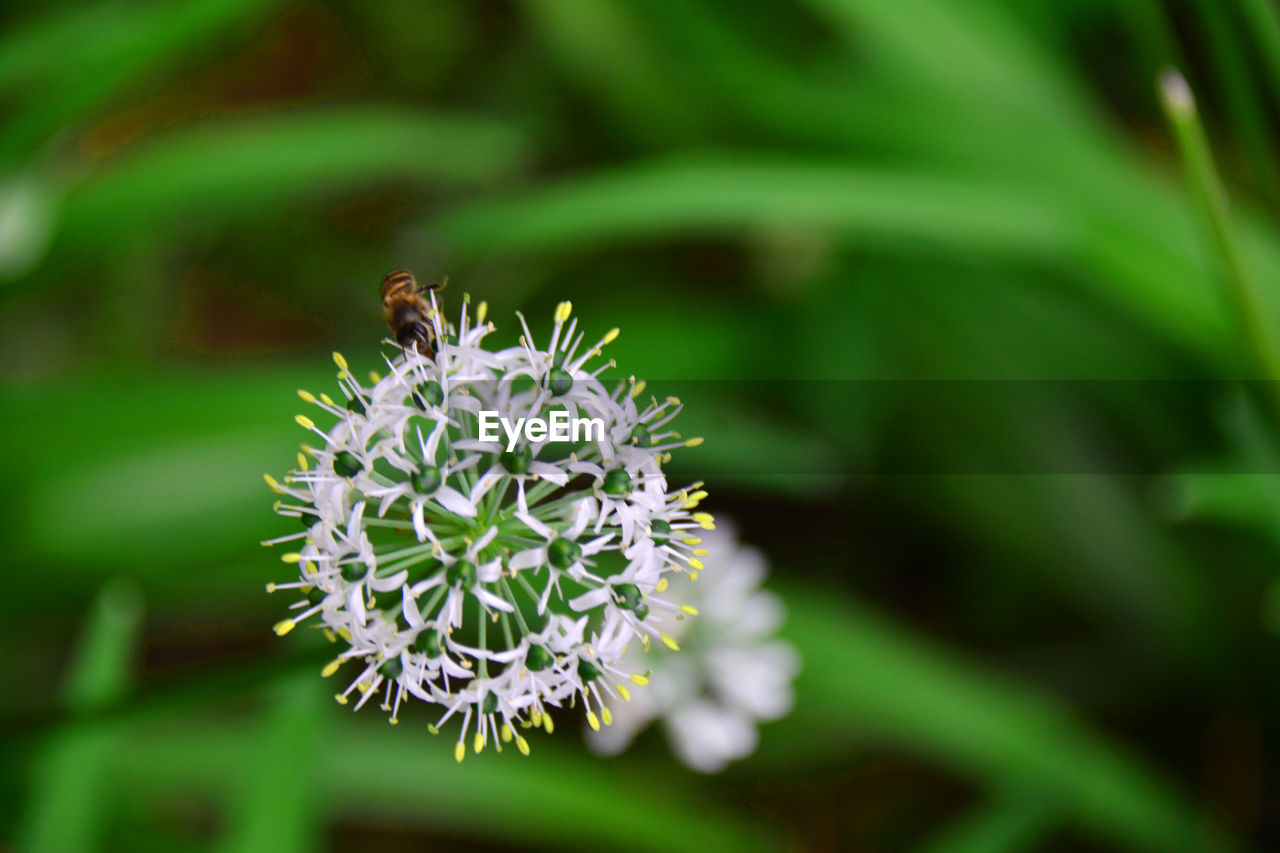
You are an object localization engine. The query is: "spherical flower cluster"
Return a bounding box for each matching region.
[586,521,800,772]
[263,294,711,760]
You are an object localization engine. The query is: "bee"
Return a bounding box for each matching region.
[380,269,446,357]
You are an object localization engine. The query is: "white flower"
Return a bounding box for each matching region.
[263,294,711,760]
[586,521,800,773]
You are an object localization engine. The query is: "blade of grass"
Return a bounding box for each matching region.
[109,717,779,852]
[15,580,143,853]
[780,584,1233,852]
[48,108,529,257]
[918,792,1058,853]
[0,0,283,168]
[432,156,1075,258]
[1236,0,1280,114]
[218,675,323,853]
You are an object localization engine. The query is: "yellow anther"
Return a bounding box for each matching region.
[428,724,439,735]
[602,328,620,345]
[319,393,336,407]
[617,684,631,701]
[297,452,309,471]
[389,717,399,725]
[358,681,372,694]
[555,301,572,323]
[334,694,348,705]
[474,732,484,753]
[630,673,649,686]
[692,549,709,556]
[273,619,296,636]
[501,724,513,743]
[631,380,646,399]
[661,634,679,651]
[641,635,651,651]
[656,578,669,593]
[543,715,554,734]
[688,558,704,570]
[455,742,466,763]
[264,474,285,494]
[687,490,708,502]
[281,553,301,564]
[692,512,715,529]
[294,414,316,431]
[333,351,348,371]
[323,628,336,642]
[265,583,277,593]
[303,561,317,575]
[689,571,699,581]
[321,659,342,678]
[477,301,488,323]
[666,396,681,406]
[586,710,600,731]
[601,707,613,726]
[684,437,704,447]
[680,605,699,616]
[683,537,701,545]
[530,708,542,727]
[337,627,351,641]
[516,735,531,756]
[297,389,316,404]
[369,371,381,384]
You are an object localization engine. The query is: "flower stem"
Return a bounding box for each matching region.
[1159,68,1280,417]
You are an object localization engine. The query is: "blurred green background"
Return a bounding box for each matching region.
[6,0,1280,850]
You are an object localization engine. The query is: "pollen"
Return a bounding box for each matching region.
[630,673,649,686]
[477,301,488,322]
[516,735,531,756]
[455,742,466,763]
[281,553,301,563]
[294,414,316,431]
[680,605,699,616]
[586,710,600,731]
[602,327,620,345]
[684,437,704,447]
[332,351,348,371]
[631,379,646,398]
[555,301,573,323]
[661,634,680,651]
[321,659,342,678]
[264,474,285,494]
[297,389,316,403]
[273,618,296,636]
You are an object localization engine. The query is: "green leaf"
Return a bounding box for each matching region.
[434,156,1075,258]
[15,580,144,853]
[109,715,779,853]
[51,109,529,251]
[218,676,324,853]
[779,585,1233,852]
[917,792,1057,853]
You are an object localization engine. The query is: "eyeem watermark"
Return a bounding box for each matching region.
[479,410,605,452]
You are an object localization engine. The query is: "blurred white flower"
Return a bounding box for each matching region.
[587,521,800,772]
[263,294,712,759]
